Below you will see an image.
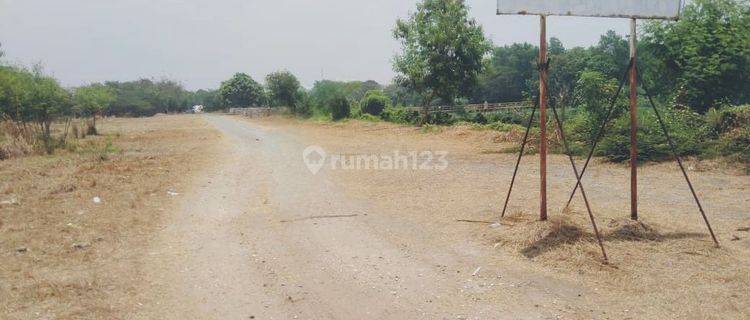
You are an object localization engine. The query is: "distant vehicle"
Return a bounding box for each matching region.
[192,105,204,114]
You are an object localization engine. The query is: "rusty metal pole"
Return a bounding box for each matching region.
[629,18,639,221]
[539,15,548,221]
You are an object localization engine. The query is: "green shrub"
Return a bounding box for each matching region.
[381,105,420,124]
[487,121,525,133]
[426,111,454,125]
[706,105,750,135]
[360,90,389,116]
[357,113,381,122]
[709,105,750,167]
[597,108,705,162]
[472,112,488,124]
[487,109,533,126]
[293,91,313,117]
[329,95,351,121]
[719,126,750,165]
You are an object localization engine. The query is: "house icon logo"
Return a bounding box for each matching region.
[302,145,327,175]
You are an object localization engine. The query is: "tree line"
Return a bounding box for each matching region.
[1,0,748,164]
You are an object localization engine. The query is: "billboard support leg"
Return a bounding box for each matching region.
[539,15,548,221]
[549,101,608,262]
[501,102,538,218]
[629,18,639,221]
[635,67,720,248]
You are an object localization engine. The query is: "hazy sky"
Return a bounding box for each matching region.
[0,0,630,90]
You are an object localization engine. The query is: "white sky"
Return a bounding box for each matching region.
[0,0,630,90]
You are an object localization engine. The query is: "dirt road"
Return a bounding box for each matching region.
[132,115,616,319]
[132,115,749,320]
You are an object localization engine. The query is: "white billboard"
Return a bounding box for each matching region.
[497,0,683,20]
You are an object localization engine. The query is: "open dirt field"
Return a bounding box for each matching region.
[2,114,749,319]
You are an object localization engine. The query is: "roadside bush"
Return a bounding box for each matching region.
[329,95,351,121]
[360,90,389,116]
[426,111,455,125]
[487,109,533,126]
[472,112,488,124]
[381,105,420,124]
[294,91,313,117]
[719,126,750,163]
[706,105,750,135]
[707,105,750,167]
[597,108,705,162]
[357,113,381,122]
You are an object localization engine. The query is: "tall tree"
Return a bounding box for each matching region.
[218,73,265,107]
[643,0,750,112]
[265,70,301,110]
[472,43,537,103]
[393,0,491,122]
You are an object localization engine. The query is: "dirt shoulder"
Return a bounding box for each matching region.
[0,115,222,319]
[240,115,750,319]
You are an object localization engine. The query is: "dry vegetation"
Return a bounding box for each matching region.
[0,115,221,319]
[244,115,750,319]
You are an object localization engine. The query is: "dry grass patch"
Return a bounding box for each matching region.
[492,209,750,318]
[0,115,220,319]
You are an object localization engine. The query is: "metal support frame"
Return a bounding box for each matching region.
[549,102,608,261]
[636,66,720,247]
[565,61,633,207]
[496,3,718,262]
[501,102,537,218]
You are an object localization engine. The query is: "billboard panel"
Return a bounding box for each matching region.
[497,0,682,20]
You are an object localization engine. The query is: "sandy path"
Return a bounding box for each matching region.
[134,115,620,319]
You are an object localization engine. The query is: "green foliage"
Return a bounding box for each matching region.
[309,80,381,107]
[573,71,624,140]
[0,64,71,154]
[0,65,34,121]
[380,105,421,124]
[486,109,533,126]
[597,108,706,162]
[329,94,351,121]
[105,79,194,116]
[74,84,116,117]
[293,90,313,117]
[309,80,345,115]
[383,83,422,107]
[357,113,381,122]
[425,111,455,125]
[218,73,265,107]
[266,70,301,109]
[393,0,491,121]
[643,0,750,112]
[472,112,488,125]
[473,43,537,103]
[360,90,389,116]
[192,89,220,111]
[706,105,750,165]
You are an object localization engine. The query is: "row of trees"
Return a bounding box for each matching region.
[387,0,750,119]
[2,0,748,161]
[245,0,747,126]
